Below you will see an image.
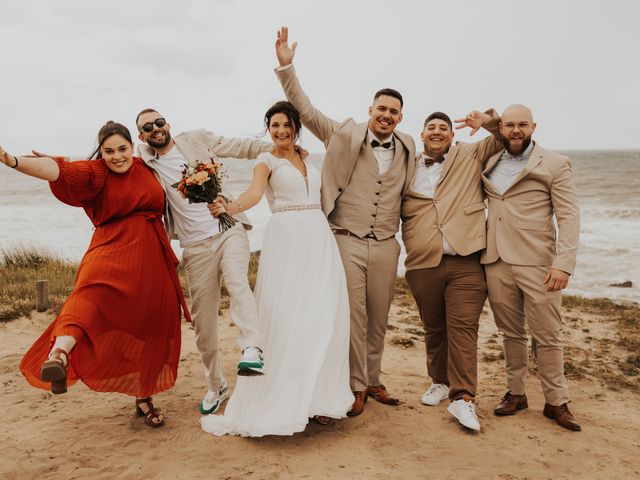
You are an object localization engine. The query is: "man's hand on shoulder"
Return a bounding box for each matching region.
[276,26,297,66]
[544,268,570,292]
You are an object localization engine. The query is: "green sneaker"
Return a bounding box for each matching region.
[237,346,265,376]
[199,380,229,414]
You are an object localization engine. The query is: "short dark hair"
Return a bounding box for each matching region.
[136,108,160,129]
[264,101,302,140]
[423,111,452,130]
[90,121,133,159]
[373,88,403,108]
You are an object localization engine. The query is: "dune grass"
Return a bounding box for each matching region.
[0,248,77,322]
[2,248,638,364]
[0,248,263,323]
[563,294,640,355]
[2,247,639,393]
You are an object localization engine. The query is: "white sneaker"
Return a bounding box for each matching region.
[199,379,229,415]
[237,346,265,376]
[447,396,480,431]
[420,383,450,406]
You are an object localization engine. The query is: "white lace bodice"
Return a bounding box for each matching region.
[255,152,321,213]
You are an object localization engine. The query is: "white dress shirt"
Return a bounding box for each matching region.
[152,145,220,247]
[487,141,535,195]
[411,153,457,255]
[367,130,395,175]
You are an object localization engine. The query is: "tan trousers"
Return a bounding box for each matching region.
[182,225,260,392]
[406,253,486,400]
[334,234,400,392]
[485,259,569,406]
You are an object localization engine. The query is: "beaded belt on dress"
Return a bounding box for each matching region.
[271,203,321,213]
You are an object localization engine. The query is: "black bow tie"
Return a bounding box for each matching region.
[371,140,392,149]
[424,156,445,167]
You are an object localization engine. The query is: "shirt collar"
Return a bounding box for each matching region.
[367,129,394,147]
[502,141,535,161]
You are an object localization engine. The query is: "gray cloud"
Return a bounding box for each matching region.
[1,0,638,156]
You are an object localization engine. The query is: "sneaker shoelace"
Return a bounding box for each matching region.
[204,391,217,403]
[427,384,445,395]
[464,401,478,419]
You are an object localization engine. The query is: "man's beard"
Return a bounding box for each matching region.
[503,134,532,156]
[147,130,172,150]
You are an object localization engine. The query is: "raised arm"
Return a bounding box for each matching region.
[275,27,342,145]
[0,146,60,181]
[208,163,270,218]
[454,109,504,164]
[204,131,273,160]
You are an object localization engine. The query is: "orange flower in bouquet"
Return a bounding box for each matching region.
[171,159,236,232]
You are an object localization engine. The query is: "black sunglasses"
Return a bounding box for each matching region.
[140,118,167,133]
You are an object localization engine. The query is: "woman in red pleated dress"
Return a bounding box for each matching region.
[0,121,190,428]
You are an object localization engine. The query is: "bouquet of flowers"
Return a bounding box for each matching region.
[171,159,237,232]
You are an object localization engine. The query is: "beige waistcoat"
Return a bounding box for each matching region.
[330,142,407,239]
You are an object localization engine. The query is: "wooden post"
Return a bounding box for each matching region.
[36,280,50,312]
[531,337,538,360]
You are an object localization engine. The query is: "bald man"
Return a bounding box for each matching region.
[481,104,581,431]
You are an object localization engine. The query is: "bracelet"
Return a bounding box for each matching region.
[11,156,19,169]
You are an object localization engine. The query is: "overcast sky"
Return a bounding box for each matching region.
[1,0,638,156]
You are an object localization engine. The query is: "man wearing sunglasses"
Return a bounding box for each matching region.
[136,108,272,416]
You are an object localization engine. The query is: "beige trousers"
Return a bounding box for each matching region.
[485,259,569,406]
[334,234,400,392]
[182,225,260,392]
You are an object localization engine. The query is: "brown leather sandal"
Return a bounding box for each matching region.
[135,397,165,428]
[40,348,68,394]
[311,415,332,425]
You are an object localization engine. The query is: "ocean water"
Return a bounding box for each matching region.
[0,151,638,303]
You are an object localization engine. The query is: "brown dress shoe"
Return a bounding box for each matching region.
[366,384,401,405]
[543,403,581,431]
[494,391,528,415]
[347,391,367,417]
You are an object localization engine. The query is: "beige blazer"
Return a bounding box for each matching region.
[275,64,416,217]
[481,143,580,274]
[138,129,272,239]
[402,120,503,271]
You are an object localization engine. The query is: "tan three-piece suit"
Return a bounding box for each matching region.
[482,143,580,406]
[402,116,502,400]
[276,64,416,392]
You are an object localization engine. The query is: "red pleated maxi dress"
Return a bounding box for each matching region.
[19,157,190,398]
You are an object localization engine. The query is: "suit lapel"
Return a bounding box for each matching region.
[341,123,369,183]
[436,145,459,186]
[505,143,544,191]
[483,149,503,176]
[393,131,415,195]
[174,135,197,168]
[388,135,404,172]
[350,123,369,160]
[482,150,504,195]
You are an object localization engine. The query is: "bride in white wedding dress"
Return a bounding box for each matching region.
[201,101,353,437]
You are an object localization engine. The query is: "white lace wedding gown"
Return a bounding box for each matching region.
[200,152,353,437]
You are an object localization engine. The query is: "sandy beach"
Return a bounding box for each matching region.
[1,290,639,480]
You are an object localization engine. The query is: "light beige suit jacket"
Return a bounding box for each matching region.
[481,143,580,274]
[275,64,416,217]
[138,129,272,239]
[401,115,502,271]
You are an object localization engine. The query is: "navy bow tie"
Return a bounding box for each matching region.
[371,140,392,149]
